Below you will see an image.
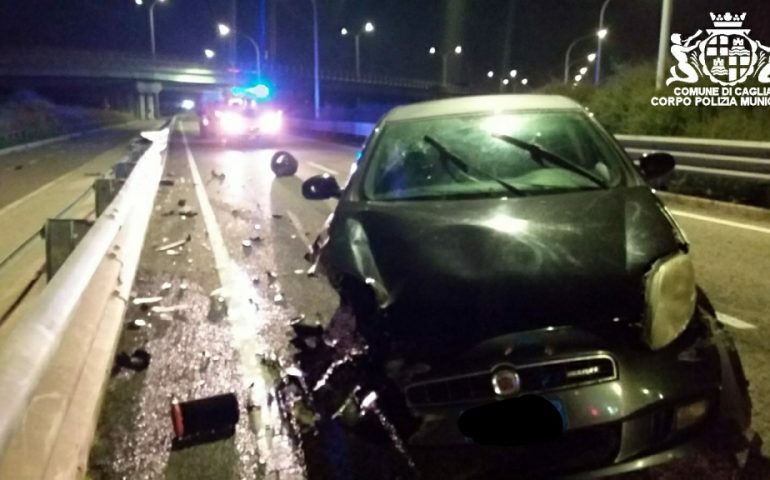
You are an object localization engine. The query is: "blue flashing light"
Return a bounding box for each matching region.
[248,84,271,99]
[232,82,272,101]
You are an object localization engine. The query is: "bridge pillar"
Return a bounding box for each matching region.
[135,82,163,119]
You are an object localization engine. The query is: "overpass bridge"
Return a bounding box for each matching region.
[0,48,470,119]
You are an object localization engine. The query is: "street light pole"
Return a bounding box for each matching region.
[149,2,156,59]
[565,30,605,84]
[655,0,673,90]
[239,32,262,78]
[310,0,320,119]
[594,0,613,84]
[355,34,361,78]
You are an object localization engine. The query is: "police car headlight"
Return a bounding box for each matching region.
[643,252,696,350]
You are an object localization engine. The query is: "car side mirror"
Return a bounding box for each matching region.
[302,174,341,200]
[638,152,675,186]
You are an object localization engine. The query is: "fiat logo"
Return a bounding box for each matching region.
[491,369,521,397]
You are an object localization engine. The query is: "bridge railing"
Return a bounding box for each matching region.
[0,47,468,92]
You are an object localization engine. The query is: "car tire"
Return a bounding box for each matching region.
[271,151,298,177]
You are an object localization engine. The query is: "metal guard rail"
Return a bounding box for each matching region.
[292,119,770,181]
[0,120,171,455]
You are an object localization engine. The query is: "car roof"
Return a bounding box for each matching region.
[383,95,584,122]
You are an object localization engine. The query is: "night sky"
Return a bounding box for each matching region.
[1,0,769,87]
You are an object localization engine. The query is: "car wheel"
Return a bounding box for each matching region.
[271,151,298,177]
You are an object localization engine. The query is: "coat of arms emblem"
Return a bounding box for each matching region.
[667,12,770,86]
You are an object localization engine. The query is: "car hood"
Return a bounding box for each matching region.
[325,187,682,358]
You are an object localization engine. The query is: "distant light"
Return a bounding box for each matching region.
[509,69,517,78]
[218,23,231,37]
[364,21,375,33]
[181,99,195,110]
[204,48,216,59]
[502,78,510,85]
[487,70,494,78]
[521,78,529,85]
[597,28,608,40]
[340,27,349,36]
[134,0,143,5]
[587,52,597,62]
[247,83,271,100]
[361,391,378,410]
[575,74,583,82]
[454,45,463,55]
[579,66,588,75]
[429,46,436,55]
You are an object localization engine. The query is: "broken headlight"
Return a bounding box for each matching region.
[643,252,696,350]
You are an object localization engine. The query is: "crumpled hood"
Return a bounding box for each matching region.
[325,187,681,356]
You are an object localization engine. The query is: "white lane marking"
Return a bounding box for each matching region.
[180,126,274,444]
[670,209,770,235]
[286,210,313,250]
[716,311,758,330]
[307,161,339,176]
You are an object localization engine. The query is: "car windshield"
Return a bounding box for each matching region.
[361,111,626,201]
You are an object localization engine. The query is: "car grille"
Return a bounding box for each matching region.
[406,355,616,407]
[410,422,622,479]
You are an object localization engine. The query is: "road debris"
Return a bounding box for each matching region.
[160,282,173,292]
[132,296,163,305]
[127,318,149,330]
[170,393,239,443]
[151,304,189,314]
[115,348,151,372]
[156,234,192,252]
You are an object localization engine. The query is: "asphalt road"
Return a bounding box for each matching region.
[90,118,770,479]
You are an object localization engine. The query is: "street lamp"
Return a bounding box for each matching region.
[487,70,494,78]
[579,66,588,75]
[502,78,510,85]
[521,78,529,86]
[135,0,166,59]
[575,74,583,82]
[218,23,262,78]
[429,45,463,86]
[564,29,607,84]
[509,69,518,78]
[340,21,375,78]
[594,0,614,84]
[204,48,216,59]
[587,52,597,63]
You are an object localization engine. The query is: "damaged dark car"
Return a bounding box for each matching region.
[297,95,753,479]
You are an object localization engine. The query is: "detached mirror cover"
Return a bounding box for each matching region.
[638,152,675,186]
[302,174,341,200]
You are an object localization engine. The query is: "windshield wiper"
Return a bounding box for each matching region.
[423,135,524,196]
[494,134,608,188]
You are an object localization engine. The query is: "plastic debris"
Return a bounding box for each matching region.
[127,318,148,330]
[157,234,192,252]
[160,282,173,291]
[166,249,181,256]
[151,304,189,313]
[242,239,253,248]
[294,269,305,275]
[170,393,239,442]
[133,296,163,305]
[115,348,151,372]
[273,293,285,304]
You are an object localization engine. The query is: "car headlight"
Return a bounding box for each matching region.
[220,112,247,135]
[258,110,283,134]
[643,252,696,350]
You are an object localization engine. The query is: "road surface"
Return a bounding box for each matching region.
[87,118,770,479]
